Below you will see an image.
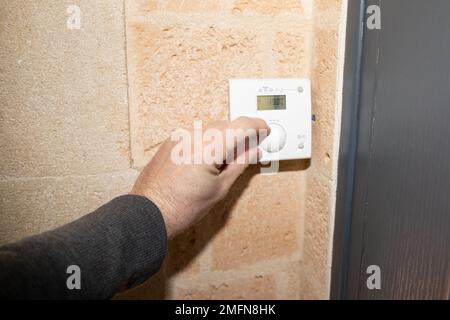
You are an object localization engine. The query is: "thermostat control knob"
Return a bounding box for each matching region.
[260,122,287,153]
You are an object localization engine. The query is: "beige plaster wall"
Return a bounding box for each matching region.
[0,0,347,299]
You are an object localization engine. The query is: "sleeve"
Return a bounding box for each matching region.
[0,195,168,300]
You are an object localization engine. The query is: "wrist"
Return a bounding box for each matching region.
[130,186,178,239]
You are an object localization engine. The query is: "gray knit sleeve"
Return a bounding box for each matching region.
[0,195,167,299]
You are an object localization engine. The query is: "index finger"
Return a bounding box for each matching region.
[223,116,270,164]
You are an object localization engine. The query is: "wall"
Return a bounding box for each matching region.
[0,0,137,242]
[118,0,347,299]
[0,0,347,299]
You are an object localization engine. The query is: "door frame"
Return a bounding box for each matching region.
[330,0,367,300]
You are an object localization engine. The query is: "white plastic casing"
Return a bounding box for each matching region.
[229,78,312,162]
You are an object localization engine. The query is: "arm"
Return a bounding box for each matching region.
[0,117,269,299]
[0,195,166,299]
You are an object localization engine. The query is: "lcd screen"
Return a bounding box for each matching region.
[257,95,286,110]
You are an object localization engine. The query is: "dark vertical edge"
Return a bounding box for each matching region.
[345,0,382,299]
[330,0,366,300]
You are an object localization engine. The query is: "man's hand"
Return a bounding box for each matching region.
[131,117,270,238]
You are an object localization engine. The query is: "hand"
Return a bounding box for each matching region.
[131,117,270,238]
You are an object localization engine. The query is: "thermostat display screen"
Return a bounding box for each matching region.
[257,95,286,111]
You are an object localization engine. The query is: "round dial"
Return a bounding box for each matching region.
[260,122,287,153]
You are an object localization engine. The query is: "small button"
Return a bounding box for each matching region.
[260,122,287,153]
[298,142,305,150]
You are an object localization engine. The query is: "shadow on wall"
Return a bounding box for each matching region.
[115,159,310,299]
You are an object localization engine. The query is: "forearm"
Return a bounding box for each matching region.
[0,195,167,299]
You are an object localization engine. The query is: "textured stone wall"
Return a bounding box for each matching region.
[0,0,347,299]
[0,0,137,242]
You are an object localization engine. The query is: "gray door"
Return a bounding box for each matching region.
[332,0,450,299]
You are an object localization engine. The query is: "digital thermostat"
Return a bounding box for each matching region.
[229,78,312,162]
